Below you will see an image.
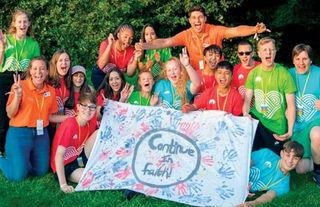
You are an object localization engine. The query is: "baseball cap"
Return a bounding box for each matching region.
[71,65,86,76]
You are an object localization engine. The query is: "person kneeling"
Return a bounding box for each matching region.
[238,141,304,207]
[51,92,98,193]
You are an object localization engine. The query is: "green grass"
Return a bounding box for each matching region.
[0,172,319,207]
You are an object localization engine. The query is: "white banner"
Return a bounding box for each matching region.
[76,101,258,207]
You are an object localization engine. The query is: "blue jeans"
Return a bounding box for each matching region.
[0,127,50,181]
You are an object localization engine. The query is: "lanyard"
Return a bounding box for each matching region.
[170,83,178,107]
[76,118,90,153]
[114,44,127,67]
[261,161,288,191]
[190,29,206,57]
[261,66,275,102]
[139,92,151,106]
[295,69,311,99]
[14,36,26,72]
[59,82,66,100]
[216,88,230,111]
[34,93,45,119]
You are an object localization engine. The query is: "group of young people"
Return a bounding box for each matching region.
[0,5,319,207]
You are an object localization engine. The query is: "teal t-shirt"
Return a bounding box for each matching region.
[0,34,41,73]
[127,91,151,106]
[245,64,296,134]
[250,148,290,197]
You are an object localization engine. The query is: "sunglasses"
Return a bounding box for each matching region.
[79,103,97,111]
[238,51,252,56]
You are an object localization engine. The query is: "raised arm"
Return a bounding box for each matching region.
[6,74,22,118]
[96,34,114,69]
[225,23,271,39]
[0,30,6,66]
[138,37,174,50]
[242,89,254,117]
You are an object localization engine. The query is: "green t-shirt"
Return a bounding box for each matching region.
[127,91,151,106]
[0,34,41,73]
[245,63,296,134]
[143,48,172,78]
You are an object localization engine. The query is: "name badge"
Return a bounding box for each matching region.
[77,156,84,167]
[44,92,51,97]
[199,60,204,70]
[36,119,44,135]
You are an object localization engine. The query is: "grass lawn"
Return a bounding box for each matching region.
[0,171,319,207]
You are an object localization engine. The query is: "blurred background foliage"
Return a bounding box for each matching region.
[0,0,319,69]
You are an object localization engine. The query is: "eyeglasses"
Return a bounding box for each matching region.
[79,103,97,111]
[238,51,252,56]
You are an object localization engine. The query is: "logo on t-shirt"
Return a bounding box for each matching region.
[238,74,244,80]
[255,76,262,82]
[72,134,78,140]
[264,161,272,168]
[164,90,170,95]
[208,99,216,105]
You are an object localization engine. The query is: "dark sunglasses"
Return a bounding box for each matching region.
[238,51,252,56]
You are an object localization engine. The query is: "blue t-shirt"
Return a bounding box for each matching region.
[250,148,290,196]
[289,65,320,132]
[154,79,192,110]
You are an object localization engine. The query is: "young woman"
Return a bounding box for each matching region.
[288,44,320,181]
[49,49,72,114]
[127,70,158,106]
[0,56,60,181]
[96,67,133,119]
[65,65,93,116]
[0,9,41,154]
[51,92,98,193]
[91,24,142,89]
[139,24,171,79]
[154,48,201,110]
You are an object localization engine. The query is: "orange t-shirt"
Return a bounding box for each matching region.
[7,78,59,127]
[171,24,227,71]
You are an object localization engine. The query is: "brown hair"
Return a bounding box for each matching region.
[8,9,32,36]
[49,49,72,88]
[161,57,189,106]
[283,141,304,158]
[188,5,206,17]
[78,92,97,106]
[257,37,276,50]
[291,43,313,61]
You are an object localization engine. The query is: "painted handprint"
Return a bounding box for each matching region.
[216,185,235,200]
[217,164,235,179]
[222,148,238,162]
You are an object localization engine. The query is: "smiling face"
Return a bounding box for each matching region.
[56,53,71,77]
[117,28,134,51]
[144,26,157,43]
[189,11,207,33]
[14,13,30,38]
[30,60,49,88]
[205,51,221,70]
[165,60,182,86]
[77,100,96,122]
[238,44,254,68]
[109,71,122,93]
[215,67,232,89]
[138,71,154,93]
[72,72,85,89]
[280,149,301,173]
[293,51,312,74]
[258,41,276,69]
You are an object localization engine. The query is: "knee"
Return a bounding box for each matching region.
[5,169,28,182]
[310,127,320,145]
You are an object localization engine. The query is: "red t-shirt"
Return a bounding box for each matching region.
[97,89,119,106]
[65,91,80,116]
[98,39,135,72]
[171,24,228,71]
[55,77,70,112]
[197,70,216,93]
[232,61,260,97]
[193,85,243,116]
[50,116,97,172]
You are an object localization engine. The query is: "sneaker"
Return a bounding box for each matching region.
[123,190,138,200]
[313,170,320,187]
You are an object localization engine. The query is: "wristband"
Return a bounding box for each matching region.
[60,183,67,188]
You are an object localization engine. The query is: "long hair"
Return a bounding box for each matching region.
[48,49,72,88]
[160,57,190,106]
[8,9,32,36]
[97,67,126,101]
[65,72,92,109]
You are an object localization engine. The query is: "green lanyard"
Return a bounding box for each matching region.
[139,92,151,106]
[261,161,288,191]
[14,36,27,72]
[261,66,275,103]
[295,69,311,99]
[170,83,178,107]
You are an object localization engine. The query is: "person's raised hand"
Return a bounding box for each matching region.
[179,47,190,68]
[12,74,22,98]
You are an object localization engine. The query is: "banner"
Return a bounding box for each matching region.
[76,101,258,207]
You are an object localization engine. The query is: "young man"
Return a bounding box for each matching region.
[233,40,260,97]
[198,44,222,93]
[136,5,270,71]
[242,37,296,155]
[238,141,304,207]
[182,61,243,116]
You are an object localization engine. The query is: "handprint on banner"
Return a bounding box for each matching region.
[217,163,235,179]
[198,139,216,151]
[115,166,131,180]
[100,126,112,143]
[161,187,174,198]
[112,160,128,173]
[201,155,214,166]
[170,111,183,129]
[222,148,238,162]
[187,182,203,194]
[135,108,147,121]
[116,147,133,157]
[175,183,188,196]
[134,183,145,191]
[216,185,235,200]
[145,187,159,196]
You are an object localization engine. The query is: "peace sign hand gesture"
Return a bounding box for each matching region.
[12,74,22,98]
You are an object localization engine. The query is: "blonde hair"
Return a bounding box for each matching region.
[257,37,275,50]
[49,49,72,88]
[8,9,32,36]
[161,57,190,106]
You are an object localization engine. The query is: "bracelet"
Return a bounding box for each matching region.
[60,183,68,188]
